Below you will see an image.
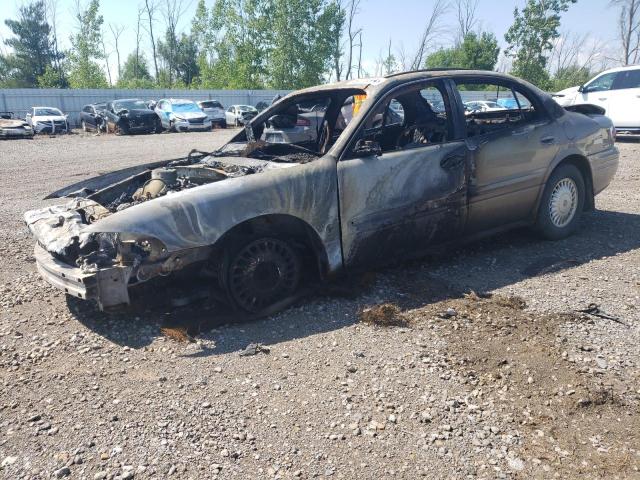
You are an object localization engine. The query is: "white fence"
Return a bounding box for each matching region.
[0,88,291,126]
[0,87,517,127]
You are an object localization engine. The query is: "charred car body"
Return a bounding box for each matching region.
[0,112,34,138]
[104,99,160,135]
[25,70,619,314]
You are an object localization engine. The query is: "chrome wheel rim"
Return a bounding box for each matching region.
[548,178,578,228]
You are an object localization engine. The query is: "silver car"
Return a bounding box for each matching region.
[25,70,618,316]
[197,100,227,128]
[225,105,258,127]
[155,99,212,132]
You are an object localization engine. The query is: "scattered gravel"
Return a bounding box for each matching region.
[0,132,638,479]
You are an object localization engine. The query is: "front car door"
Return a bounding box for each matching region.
[337,79,469,267]
[578,71,617,120]
[451,76,560,233]
[606,68,640,129]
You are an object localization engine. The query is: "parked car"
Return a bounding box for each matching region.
[155,99,212,132]
[225,105,258,126]
[555,65,640,133]
[196,100,227,128]
[80,103,107,132]
[255,101,270,112]
[26,106,69,134]
[104,98,160,135]
[262,100,329,145]
[25,70,618,317]
[0,112,33,138]
[464,100,503,113]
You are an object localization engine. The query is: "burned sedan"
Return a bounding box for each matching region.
[0,112,34,138]
[25,70,619,314]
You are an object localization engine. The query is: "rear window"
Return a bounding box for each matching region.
[200,101,223,109]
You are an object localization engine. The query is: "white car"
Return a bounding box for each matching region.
[26,107,69,134]
[155,99,212,132]
[225,105,258,127]
[197,100,227,128]
[464,100,503,113]
[555,65,640,133]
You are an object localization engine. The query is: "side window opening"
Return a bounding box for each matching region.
[584,72,616,93]
[455,81,540,137]
[357,82,452,154]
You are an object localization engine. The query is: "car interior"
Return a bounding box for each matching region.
[354,83,453,155]
[456,81,540,137]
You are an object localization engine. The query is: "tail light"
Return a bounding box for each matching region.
[296,117,311,127]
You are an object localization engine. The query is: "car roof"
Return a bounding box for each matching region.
[33,106,62,109]
[596,65,640,75]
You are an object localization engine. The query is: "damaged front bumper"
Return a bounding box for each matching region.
[34,244,132,309]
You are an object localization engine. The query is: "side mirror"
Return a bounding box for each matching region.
[354,139,382,157]
[578,85,585,93]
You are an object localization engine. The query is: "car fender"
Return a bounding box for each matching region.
[85,155,344,273]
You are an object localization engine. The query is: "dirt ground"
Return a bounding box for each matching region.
[0,130,638,479]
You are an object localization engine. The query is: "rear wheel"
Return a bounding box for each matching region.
[534,164,585,240]
[223,237,301,314]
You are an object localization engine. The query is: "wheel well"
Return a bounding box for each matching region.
[213,214,329,280]
[554,155,595,211]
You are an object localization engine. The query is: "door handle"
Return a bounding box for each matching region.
[440,154,465,170]
[598,97,607,101]
[540,136,555,145]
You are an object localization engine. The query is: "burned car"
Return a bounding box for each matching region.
[104,98,160,135]
[25,70,619,315]
[0,112,34,138]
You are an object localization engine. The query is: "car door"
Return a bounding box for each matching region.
[606,69,640,128]
[337,80,469,267]
[577,71,617,119]
[451,78,560,233]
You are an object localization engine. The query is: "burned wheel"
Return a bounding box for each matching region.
[227,238,301,314]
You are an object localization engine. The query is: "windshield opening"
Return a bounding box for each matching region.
[200,101,223,109]
[173,102,202,113]
[34,108,62,116]
[218,88,368,164]
[113,100,148,111]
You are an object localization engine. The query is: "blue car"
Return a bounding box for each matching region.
[154,99,212,132]
[496,98,519,109]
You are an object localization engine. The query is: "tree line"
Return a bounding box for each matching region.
[0,0,636,91]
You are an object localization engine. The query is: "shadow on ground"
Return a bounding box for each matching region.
[68,209,640,354]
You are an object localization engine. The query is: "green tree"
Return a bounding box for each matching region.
[268,0,341,88]
[504,0,577,89]
[117,52,154,88]
[550,64,592,91]
[67,0,108,88]
[1,0,56,87]
[425,32,500,70]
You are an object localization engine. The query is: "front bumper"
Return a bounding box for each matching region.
[0,127,33,138]
[34,244,132,310]
[590,146,619,196]
[174,119,212,131]
[34,122,68,134]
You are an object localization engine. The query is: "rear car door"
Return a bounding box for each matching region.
[452,77,560,233]
[606,69,640,129]
[337,80,469,267]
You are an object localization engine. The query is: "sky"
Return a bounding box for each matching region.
[0,0,624,82]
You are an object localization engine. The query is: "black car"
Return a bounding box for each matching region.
[104,98,160,135]
[80,103,107,132]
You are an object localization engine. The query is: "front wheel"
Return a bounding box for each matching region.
[534,164,585,240]
[223,237,301,314]
[81,120,87,132]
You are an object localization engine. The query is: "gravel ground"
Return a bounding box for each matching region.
[0,131,638,479]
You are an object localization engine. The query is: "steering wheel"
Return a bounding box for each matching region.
[317,120,331,154]
[395,122,448,149]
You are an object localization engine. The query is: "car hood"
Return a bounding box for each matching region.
[0,118,29,128]
[121,109,156,118]
[33,115,66,122]
[554,86,580,105]
[25,153,300,259]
